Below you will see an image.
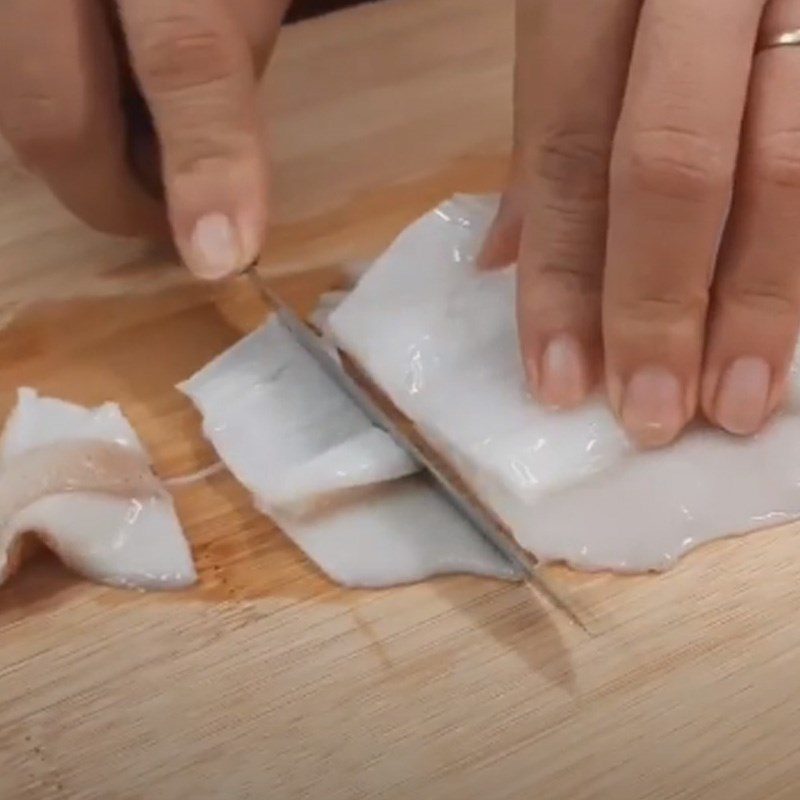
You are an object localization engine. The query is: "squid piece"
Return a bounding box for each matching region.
[308,290,350,337]
[269,428,418,515]
[0,389,196,589]
[329,195,800,572]
[178,320,516,587]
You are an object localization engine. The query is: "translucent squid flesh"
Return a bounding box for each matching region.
[0,389,196,589]
[328,195,800,572]
[179,320,516,587]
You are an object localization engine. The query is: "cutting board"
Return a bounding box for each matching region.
[3,2,800,798]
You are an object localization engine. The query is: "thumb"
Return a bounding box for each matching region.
[119,0,281,280]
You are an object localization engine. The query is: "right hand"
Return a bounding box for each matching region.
[0,0,291,280]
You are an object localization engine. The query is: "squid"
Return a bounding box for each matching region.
[0,389,195,589]
[180,194,800,583]
[327,195,800,572]
[178,320,516,587]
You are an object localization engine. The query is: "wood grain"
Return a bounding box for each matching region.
[2,1,800,799]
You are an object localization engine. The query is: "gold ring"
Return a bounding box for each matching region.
[759,28,800,50]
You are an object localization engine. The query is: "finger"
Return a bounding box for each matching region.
[604,0,762,446]
[0,0,162,236]
[113,0,292,207]
[119,0,271,279]
[479,30,537,274]
[228,0,293,75]
[702,0,800,435]
[477,187,524,270]
[511,0,642,409]
[478,6,534,273]
[104,5,163,199]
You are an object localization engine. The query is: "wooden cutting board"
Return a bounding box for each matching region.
[3,2,800,798]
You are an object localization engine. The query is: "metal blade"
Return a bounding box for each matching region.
[246,269,587,628]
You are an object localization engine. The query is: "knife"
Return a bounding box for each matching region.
[246,268,587,629]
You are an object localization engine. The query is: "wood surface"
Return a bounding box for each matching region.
[2,1,800,798]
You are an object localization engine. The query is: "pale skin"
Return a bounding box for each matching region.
[1,0,799,448]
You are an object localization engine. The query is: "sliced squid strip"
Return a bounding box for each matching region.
[269,428,418,516]
[0,439,162,528]
[179,320,516,587]
[0,390,196,589]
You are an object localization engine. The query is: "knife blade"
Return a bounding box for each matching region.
[246,269,587,629]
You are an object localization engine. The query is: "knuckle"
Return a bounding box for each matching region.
[534,205,605,280]
[538,192,606,246]
[165,133,249,177]
[535,260,602,298]
[611,290,709,327]
[533,129,611,200]
[136,14,238,94]
[751,131,800,191]
[0,94,87,167]
[718,276,800,318]
[521,194,605,297]
[615,127,733,202]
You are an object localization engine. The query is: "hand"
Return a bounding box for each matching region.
[0,0,291,279]
[483,0,800,446]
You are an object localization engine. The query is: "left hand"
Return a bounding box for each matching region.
[483,0,800,447]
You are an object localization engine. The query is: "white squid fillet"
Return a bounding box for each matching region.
[328,194,800,572]
[269,428,418,514]
[178,320,516,587]
[0,389,196,589]
[308,290,350,337]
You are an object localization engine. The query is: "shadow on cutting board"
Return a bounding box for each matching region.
[0,553,80,625]
[432,577,577,692]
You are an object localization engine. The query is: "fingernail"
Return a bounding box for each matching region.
[189,213,243,280]
[539,334,588,409]
[621,366,684,447]
[714,357,771,435]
